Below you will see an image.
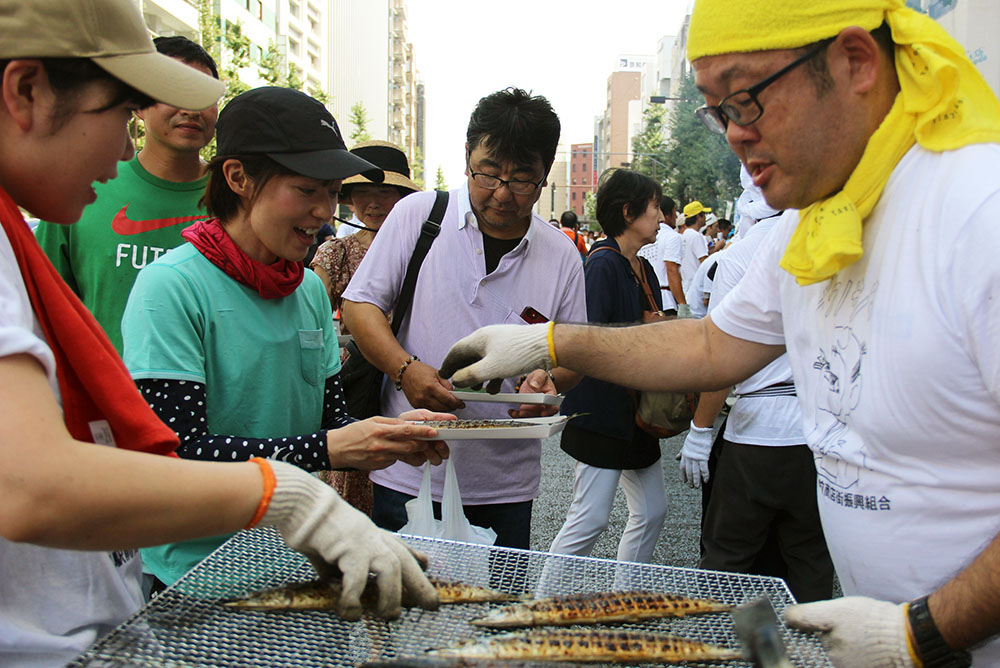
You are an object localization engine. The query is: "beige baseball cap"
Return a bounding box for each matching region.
[0,0,224,111]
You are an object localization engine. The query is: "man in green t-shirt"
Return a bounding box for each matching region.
[35,36,219,353]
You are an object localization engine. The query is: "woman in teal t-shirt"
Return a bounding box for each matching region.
[122,87,450,589]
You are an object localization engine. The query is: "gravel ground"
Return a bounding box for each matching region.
[529,422,841,599]
[530,428,705,568]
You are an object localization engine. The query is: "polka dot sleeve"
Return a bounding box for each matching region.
[136,375,357,471]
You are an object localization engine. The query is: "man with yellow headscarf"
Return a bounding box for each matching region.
[437,2,1000,666]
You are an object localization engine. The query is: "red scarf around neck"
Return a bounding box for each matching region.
[0,188,178,455]
[182,219,303,299]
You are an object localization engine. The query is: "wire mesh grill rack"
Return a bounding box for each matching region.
[68,528,832,667]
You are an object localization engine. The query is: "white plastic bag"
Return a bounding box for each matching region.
[400,458,496,545]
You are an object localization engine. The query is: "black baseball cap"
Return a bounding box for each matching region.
[216,87,384,183]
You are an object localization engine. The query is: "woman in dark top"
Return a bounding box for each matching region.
[548,169,668,563]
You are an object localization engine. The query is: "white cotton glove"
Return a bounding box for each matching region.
[784,596,915,668]
[679,422,713,488]
[439,322,554,393]
[677,303,693,319]
[261,461,439,620]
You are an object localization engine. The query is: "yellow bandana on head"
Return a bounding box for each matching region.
[688,0,1000,285]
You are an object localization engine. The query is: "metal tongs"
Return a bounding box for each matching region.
[731,597,796,668]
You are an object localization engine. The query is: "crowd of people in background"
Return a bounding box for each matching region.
[3,0,999,667]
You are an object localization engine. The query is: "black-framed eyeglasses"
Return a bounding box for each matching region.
[695,41,831,135]
[468,167,545,195]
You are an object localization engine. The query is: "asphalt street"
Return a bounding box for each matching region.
[529,428,705,568]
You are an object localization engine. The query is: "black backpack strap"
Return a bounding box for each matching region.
[390,189,448,336]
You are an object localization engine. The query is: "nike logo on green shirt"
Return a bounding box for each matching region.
[112,204,206,235]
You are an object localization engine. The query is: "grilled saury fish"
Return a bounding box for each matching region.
[427,629,743,663]
[470,591,732,628]
[360,659,586,668]
[221,576,522,610]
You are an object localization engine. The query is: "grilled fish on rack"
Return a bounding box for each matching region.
[222,576,522,610]
[361,659,585,668]
[431,579,526,604]
[470,591,732,628]
[426,629,743,663]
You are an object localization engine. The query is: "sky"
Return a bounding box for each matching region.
[404,0,692,189]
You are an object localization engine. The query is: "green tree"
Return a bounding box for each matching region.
[129,116,147,154]
[660,72,741,212]
[309,85,330,105]
[434,166,447,191]
[197,0,226,160]
[256,40,328,103]
[257,40,283,85]
[198,0,220,63]
[631,103,670,185]
[411,146,425,190]
[220,20,252,105]
[349,102,372,144]
[284,62,303,91]
[584,191,598,223]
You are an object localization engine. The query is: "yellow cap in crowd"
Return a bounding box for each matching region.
[682,201,711,218]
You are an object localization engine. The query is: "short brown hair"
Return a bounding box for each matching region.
[201,154,298,221]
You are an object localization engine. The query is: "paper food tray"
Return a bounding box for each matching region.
[415,415,568,440]
[452,390,564,407]
[336,334,354,346]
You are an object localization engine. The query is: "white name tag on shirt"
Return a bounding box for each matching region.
[89,420,117,447]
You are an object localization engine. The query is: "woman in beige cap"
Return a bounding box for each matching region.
[0,2,438,664]
[310,140,421,515]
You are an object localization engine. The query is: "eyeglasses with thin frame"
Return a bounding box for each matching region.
[468,166,546,195]
[695,41,831,135]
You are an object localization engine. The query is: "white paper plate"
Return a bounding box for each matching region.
[415,415,568,440]
[336,334,354,346]
[451,391,564,407]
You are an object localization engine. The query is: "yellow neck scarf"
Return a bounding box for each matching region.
[687,1,1000,285]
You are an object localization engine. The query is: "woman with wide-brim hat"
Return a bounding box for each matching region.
[311,140,420,327]
[310,140,420,515]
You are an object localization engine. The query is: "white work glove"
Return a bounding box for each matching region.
[261,461,439,620]
[679,422,713,488]
[439,322,553,392]
[677,303,692,319]
[784,596,914,668]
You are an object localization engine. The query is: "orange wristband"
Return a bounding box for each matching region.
[245,457,276,529]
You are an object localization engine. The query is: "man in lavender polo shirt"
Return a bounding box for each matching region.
[341,88,586,549]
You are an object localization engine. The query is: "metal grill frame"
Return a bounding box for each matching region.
[68,528,832,667]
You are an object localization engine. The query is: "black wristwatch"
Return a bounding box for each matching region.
[907,596,972,668]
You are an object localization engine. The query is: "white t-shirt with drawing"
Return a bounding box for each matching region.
[711,144,1000,664]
